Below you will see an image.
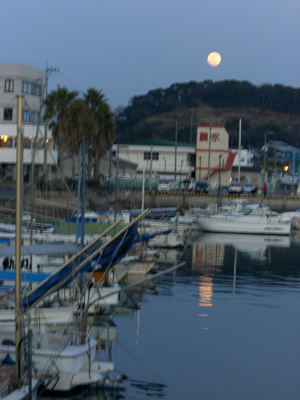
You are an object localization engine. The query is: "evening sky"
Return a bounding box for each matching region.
[1,0,299,110]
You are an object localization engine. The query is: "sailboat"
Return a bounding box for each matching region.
[0,97,152,395]
[0,212,150,393]
[0,96,40,399]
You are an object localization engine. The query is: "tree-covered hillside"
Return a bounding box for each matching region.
[114,80,300,149]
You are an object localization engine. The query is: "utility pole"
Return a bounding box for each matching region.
[174,122,185,181]
[44,63,59,180]
[207,123,212,185]
[218,154,222,197]
[238,118,242,182]
[149,144,153,188]
[190,111,193,143]
[199,156,201,180]
[264,131,273,183]
[175,122,178,180]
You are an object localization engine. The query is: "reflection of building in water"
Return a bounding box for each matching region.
[192,241,225,270]
[199,275,213,308]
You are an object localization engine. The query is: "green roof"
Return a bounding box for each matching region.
[132,139,196,148]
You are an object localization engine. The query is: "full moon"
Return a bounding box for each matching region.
[207,52,221,67]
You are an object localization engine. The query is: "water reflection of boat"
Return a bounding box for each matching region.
[194,232,291,260]
[196,232,291,247]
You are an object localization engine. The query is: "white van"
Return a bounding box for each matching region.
[157,178,178,192]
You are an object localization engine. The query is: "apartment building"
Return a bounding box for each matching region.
[0,63,57,180]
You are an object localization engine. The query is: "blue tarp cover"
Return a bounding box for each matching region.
[21,224,138,309]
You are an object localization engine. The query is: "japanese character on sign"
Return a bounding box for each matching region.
[211,133,220,142]
[199,132,208,141]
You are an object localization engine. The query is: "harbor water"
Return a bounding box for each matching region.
[38,231,300,400]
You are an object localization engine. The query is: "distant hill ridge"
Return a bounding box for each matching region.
[115,80,300,149]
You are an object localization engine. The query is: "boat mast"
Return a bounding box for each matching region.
[15,95,24,386]
[238,119,242,182]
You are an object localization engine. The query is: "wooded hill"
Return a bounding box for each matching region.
[114,80,300,150]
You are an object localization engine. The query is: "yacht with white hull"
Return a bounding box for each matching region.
[196,207,291,235]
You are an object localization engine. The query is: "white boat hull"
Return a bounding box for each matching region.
[0,331,113,393]
[196,215,291,235]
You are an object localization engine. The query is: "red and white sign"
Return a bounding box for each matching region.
[199,132,208,141]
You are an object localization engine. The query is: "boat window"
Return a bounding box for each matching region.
[243,209,253,215]
[245,209,264,216]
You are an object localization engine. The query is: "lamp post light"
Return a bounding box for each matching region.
[264,131,273,183]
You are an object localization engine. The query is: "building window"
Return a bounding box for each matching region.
[4,79,14,92]
[144,152,159,160]
[21,81,42,96]
[23,110,40,123]
[0,136,13,148]
[3,108,13,121]
[23,137,32,149]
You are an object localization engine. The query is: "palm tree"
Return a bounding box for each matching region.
[43,86,79,175]
[84,88,115,180]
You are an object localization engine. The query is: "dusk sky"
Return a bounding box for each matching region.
[1,0,299,111]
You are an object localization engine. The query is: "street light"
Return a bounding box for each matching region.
[163,156,166,174]
[264,131,273,183]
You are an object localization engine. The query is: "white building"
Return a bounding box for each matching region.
[0,63,57,180]
[112,140,196,183]
[196,125,235,186]
[232,148,254,167]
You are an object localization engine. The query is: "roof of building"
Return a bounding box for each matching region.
[268,140,300,154]
[132,139,196,148]
[102,153,138,167]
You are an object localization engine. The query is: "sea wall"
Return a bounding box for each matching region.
[128,191,300,213]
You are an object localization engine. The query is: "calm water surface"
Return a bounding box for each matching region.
[40,232,300,400]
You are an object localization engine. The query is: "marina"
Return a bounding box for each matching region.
[25,230,299,400]
[0,66,299,400]
[0,162,299,399]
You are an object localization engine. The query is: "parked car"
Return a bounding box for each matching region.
[242,183,257,195]
[157,178,178,192]
[195,181,209,193]
[181,178,195,191]
[228,181,243,194]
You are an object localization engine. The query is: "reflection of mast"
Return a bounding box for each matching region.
[136,304,140,345]
[233,248,237,293]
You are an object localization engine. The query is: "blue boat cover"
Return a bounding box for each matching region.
[21,224,138,309]
[134,229,173,243]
